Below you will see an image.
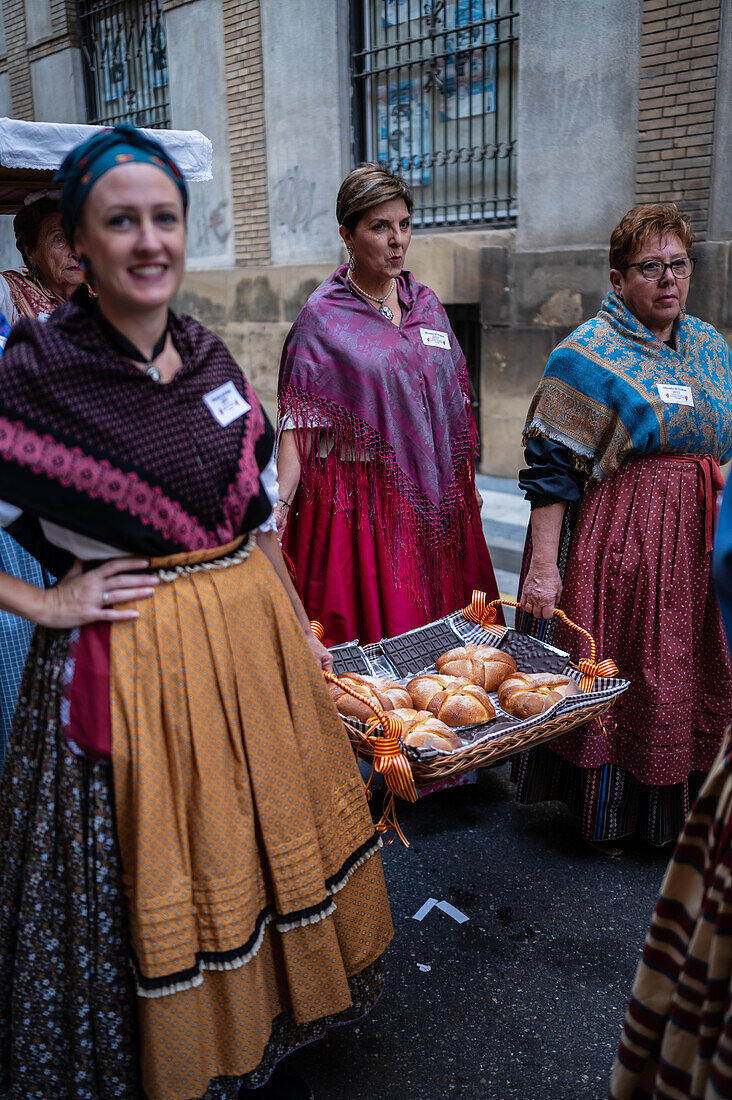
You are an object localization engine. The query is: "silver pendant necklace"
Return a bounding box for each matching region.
[347,271,396,321]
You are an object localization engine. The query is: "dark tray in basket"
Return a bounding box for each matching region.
[492,630,569,675]
[329,642,371,678]
[379,620,465,677]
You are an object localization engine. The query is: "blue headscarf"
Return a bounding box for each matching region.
[54,123,189,241]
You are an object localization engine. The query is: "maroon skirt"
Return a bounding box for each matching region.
[513,456,732,843]
[282,460,499,648]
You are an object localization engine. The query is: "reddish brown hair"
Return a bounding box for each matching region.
[609,203,693,270]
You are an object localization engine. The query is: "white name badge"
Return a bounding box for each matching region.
[656,383,694,407]
[420,327,451,350]
[203,381,251,426]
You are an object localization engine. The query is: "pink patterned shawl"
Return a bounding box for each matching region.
[278,264,480,612]
[0,286,273,569]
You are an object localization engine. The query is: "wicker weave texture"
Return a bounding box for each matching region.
[344,696,615,786]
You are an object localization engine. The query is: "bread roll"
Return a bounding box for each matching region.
[329,673,412,723]
[389,708,463,752]
[498,673,572,719]
[435,645,517,690]
[406,672,471,710]
[426,682,495,727]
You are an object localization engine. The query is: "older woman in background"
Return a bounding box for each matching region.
[0,195,81,765]
[277,163,500,647]
[512,203,732,849]
[0,194,82,321]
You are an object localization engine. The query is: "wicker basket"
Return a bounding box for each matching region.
[316,592,629,791]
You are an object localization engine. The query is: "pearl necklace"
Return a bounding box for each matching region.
[347,270,396,321]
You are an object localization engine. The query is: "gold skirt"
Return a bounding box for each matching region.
[109,541,392,1100]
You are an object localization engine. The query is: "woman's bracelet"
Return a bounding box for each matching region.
[279,498,292,510]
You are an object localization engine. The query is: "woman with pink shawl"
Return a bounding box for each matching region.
[276,164,500,646]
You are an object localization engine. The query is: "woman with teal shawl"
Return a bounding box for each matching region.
[512,203,732,848]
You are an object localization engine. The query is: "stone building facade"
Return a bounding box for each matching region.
[0,0,729,477]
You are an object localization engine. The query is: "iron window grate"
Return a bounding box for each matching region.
[77,0,170,129]
[352,0,518,228]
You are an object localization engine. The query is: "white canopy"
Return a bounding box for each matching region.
[0,117,212,180]
[0,117,213,180]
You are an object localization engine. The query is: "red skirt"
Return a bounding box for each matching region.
[546,457,732,784]
[282,465,500,647]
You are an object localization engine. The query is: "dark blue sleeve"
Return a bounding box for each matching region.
[713,478,732,655]
[518,435,587,507]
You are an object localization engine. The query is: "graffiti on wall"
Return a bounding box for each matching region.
[272,166,328,235]
[190,197,233,256]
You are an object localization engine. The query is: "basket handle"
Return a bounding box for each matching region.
[321,667,417,847]
[312,621,417,844]
[462,592,619,692]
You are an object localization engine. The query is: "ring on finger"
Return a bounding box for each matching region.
[102,591,110,607]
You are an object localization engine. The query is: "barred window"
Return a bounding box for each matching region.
[352,0,518,228]
[77,0,170,128]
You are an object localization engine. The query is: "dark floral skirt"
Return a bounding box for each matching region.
[0,628,383,1099]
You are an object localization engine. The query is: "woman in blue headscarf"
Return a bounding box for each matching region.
[0,124,392,1100]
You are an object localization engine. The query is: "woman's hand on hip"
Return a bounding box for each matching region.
[39,558,158,629]
[520,560,563,620]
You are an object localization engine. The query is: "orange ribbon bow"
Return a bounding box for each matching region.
[462,592,620,732]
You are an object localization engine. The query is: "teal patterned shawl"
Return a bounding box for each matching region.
[524,293,732,481]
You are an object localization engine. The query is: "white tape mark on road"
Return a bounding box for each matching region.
[412,898,470,924]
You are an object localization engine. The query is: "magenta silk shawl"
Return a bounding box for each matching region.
[278,264,479,608]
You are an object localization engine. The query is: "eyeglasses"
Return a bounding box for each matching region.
[623,257,697,281]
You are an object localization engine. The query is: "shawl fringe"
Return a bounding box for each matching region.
[281,387,477,619]
[523,422,594,477]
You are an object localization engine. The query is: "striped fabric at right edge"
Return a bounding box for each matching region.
[609,730,732,1100]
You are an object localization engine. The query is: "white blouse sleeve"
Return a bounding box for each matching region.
[256,452,279,534]
[0,276,18,327]
[278,410,331,433]
[0,500,21,528]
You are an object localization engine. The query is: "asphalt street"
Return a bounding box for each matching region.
[475,474,529,626]
[295,476,667,1099]
[297,764,670,1100]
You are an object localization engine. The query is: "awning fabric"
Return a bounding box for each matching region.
[0,117,213,214]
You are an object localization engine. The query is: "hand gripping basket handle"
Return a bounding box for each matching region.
[462,592,619,692]
[311,621,418,846]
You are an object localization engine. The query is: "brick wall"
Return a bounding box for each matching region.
[3,0,33,118]
[221,0,270,265]
[0,0,79,120]
[637,0,721,238]
[49,1,77,40]
[30,1,78,61]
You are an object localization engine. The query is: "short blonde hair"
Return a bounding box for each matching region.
[336,163,413,232]
[609,203,693,270]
